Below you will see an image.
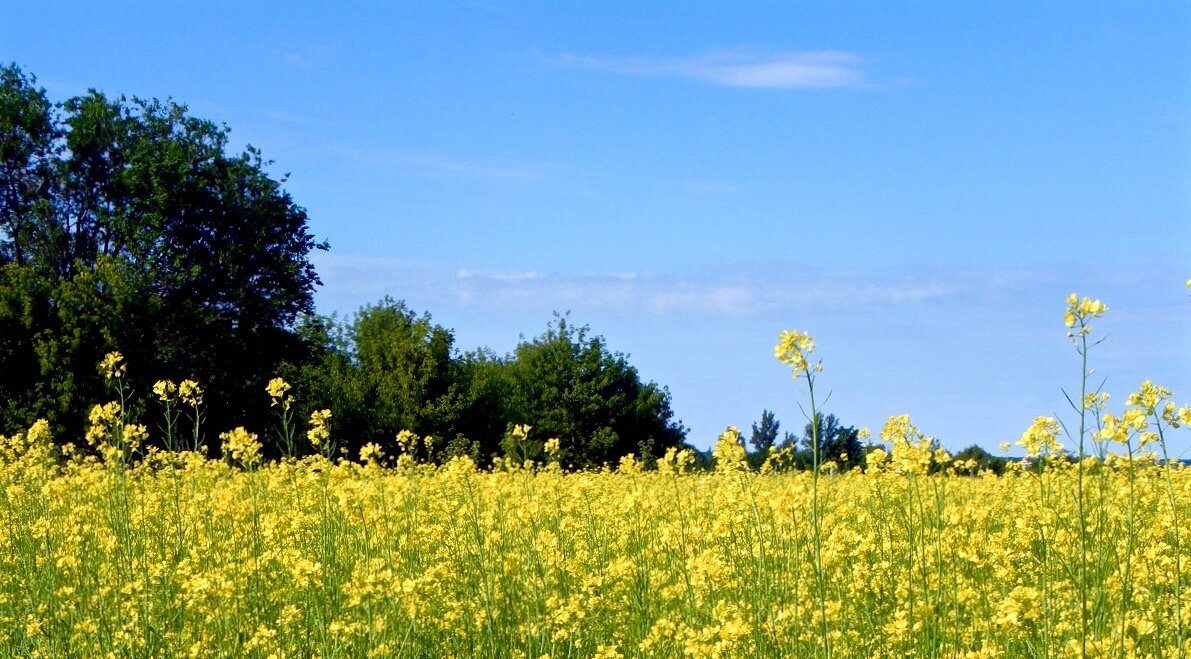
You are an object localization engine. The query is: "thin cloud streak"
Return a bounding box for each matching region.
[557,49,868,89]
[312,255,967,318]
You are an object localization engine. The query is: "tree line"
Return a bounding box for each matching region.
[4,63,1002,471]
[0,63,690,467]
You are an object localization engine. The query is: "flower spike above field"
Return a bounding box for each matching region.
[1064,293,1107,337]
[179,380,203,407]
[266,378,293,409]
[153,380,178,402]
[774,329,818,378]
[99,351,126,381]
[221,427,262,468]
[1017,416,1063,459]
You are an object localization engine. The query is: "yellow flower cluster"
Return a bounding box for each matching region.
[220,427,262,468]
[1017,416,1064,458]
[880,414,939,475]
[1064,292,1107,335]
[179,379,203,407]
[99,351,126,380]
[266,377,291,408]
[712,426,748,471]
[153,379,178,402]
[773,328,818,378]
[306,409,332,448]
[358,442,384,466]
[0,419,54,465]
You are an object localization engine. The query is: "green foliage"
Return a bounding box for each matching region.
[953,443,1009,475]
[292,298,484,459]
[0,63,325,441]
[1,64,685,465]
[293,308,686,467]
[503,314,687,468]
[749,409,780,453]
[796,413,863,471]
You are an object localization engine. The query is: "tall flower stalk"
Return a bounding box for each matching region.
[153,380,181,452]
[179,379,205,452]
[774,328,830,656]
[267,377,296,457]
[1130,381,1186,651]
[1062,293,1107,653]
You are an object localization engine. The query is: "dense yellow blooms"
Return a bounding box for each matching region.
[1017,415,1063,458]
[307,409,332,449]
[178,379,203,407]
[712,426,747,471]
[1,441,1187,657]
[1128,379,1172,415]
[880,413,936,475]
[219,427,262,468]
[153,379,178,402]
[0,286,1187,656]
[1064,292,1107,335]
[359,442,385,466]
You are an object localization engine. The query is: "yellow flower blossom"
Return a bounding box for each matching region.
[153,379,178,402]
[178,379,203,406]
[266,377,292,408]
[307,409,332,448]
[1017,416,1063,458]
[774,328,818,378]
[712,426,747,471]
[1064,292,1107,335]
[359,442,385,466]
[220,427,261,467]
[99,351,126,380]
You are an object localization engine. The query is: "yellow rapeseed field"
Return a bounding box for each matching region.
[0,291,1188,658]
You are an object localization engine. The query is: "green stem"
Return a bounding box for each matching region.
[1076,328,1089,656]
[805,367,830,658]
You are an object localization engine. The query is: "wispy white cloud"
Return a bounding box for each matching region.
[557,49,868,89]
[311,254,969,318]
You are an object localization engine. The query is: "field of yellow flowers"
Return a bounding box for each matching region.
[0,292,1188,658]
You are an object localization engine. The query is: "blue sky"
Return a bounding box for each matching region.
[4,2,1189,453]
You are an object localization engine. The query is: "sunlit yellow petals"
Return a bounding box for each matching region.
[219,427,262,467]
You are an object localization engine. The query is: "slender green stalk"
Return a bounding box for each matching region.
[1154,419,1184,652]
[804,365,830,658]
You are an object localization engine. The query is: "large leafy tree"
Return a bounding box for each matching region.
[293,305,687,467]
[799,413,863,471]
[749,409,780,454]
[0,64,325,440]
[291,299,496,459]
[504,315,687,468]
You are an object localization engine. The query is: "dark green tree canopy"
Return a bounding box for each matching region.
[294,308,687,468]
[505,314,687,468]
[0,63,326,437]
[801,413,864,469]
[292,298,479,459]
[750,409,780,453]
